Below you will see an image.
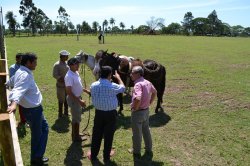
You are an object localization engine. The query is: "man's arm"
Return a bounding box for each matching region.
[113,70,124,86]
[7,101,17,113]
[65,86,86,107]
[133,97,141,111]
[150,85,157,104]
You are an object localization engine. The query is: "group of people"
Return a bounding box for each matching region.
[7,50,157,165]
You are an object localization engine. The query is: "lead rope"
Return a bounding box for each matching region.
[81,62,91,134]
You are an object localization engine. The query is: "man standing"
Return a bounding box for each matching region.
[64,57,86,142]
[88,66,125,164]
[129,66,157,159]
[7,53,49,165]
[9,53,22,77]
[53,50,70,118]
[8,53,27,126]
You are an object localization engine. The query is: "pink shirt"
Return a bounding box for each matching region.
[131,77,157,110]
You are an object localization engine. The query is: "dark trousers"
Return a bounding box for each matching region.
[22,105,49,160]
[91,109,117,160]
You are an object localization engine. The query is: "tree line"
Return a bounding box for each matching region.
[3,0,250,37]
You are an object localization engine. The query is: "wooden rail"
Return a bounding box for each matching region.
[0,49,23,165]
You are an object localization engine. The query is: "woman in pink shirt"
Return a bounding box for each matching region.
[129,66,157,159]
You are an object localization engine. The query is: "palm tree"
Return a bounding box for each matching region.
[109,17,115,34]
[130,25,134,34]
[92,21,99,34]
[119,22,125,33]
[103,19,108,34]
[5,11,17,36]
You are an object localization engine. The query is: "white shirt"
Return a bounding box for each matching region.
[9,66,42,108]
[64,70,83,97]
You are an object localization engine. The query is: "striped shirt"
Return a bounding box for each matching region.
[90,78,125,111]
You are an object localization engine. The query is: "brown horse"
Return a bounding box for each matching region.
[93,50,166,113]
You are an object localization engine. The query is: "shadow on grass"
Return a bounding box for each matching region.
[64,142,84,166]
[116,111,171,130]
[17,124,27,138]
[134,152,164,166]
[116,114,131,130]
[51,116,70,133]
[149,111,171,127]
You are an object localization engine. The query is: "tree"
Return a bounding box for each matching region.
[68,21,75,33]
[146,16,165,34]
[5,11,17,36]
[182,12,193,35]
[192,17,209,36]
[162,23,182,35]
[81,21,91,34]
[130,25,134,34]
[231,25,244,36]
[109,17,115,34]
[135,25,150,34]
[92,21,99,34]
[243,27,250,36]
[57,6,70,35]
[221,23,231,36]
[19,0,39,35]
[119,22,125,32]
[103,19,108,34]
[207,10,222,35]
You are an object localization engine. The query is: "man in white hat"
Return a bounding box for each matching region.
[53,50,70,118]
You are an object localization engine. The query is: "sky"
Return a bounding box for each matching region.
[1,0,250,28]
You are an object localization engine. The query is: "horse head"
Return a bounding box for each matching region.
[93,50,121,79]
[75,50,96,71]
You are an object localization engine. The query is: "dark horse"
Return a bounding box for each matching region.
[93,50,166,113]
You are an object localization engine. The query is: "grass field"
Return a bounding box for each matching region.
[3,35,250,166]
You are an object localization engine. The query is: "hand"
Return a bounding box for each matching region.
[7,102,17,114]
[58,77,65,82]
[83,88,90,95]
[113,70,121,80]
[79,99,86,108]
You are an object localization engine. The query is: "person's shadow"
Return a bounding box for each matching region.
[134,152,164,166]
[51,116,70,133]
[17,124,27,138]
[116,112,131,130]
[64,142,84,166]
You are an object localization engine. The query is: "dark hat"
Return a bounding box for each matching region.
[67,57,80,66]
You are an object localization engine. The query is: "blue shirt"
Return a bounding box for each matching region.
[9,63,21,77]
[90,78,125,111]
[9,66,42,108]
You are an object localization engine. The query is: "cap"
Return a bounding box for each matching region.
[59,50,70,56]
[67,57,80,66]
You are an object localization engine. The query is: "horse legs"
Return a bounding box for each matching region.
[155,91,164,113]
[117,93,123,115]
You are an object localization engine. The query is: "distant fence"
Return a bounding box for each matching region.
[0,7,23,166]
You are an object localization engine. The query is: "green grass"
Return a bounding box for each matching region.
[3,35,250,165]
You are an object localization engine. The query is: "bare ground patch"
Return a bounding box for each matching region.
[230,63,250,69]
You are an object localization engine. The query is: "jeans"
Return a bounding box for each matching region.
[22,105,49,160]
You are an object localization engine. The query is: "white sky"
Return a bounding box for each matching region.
[1,0,250,28]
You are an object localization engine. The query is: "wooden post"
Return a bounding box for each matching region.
[0,58,23,165]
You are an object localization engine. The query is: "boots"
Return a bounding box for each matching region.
[58,102,63,118]
[72,123,87,142]
[64,101,68,116]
